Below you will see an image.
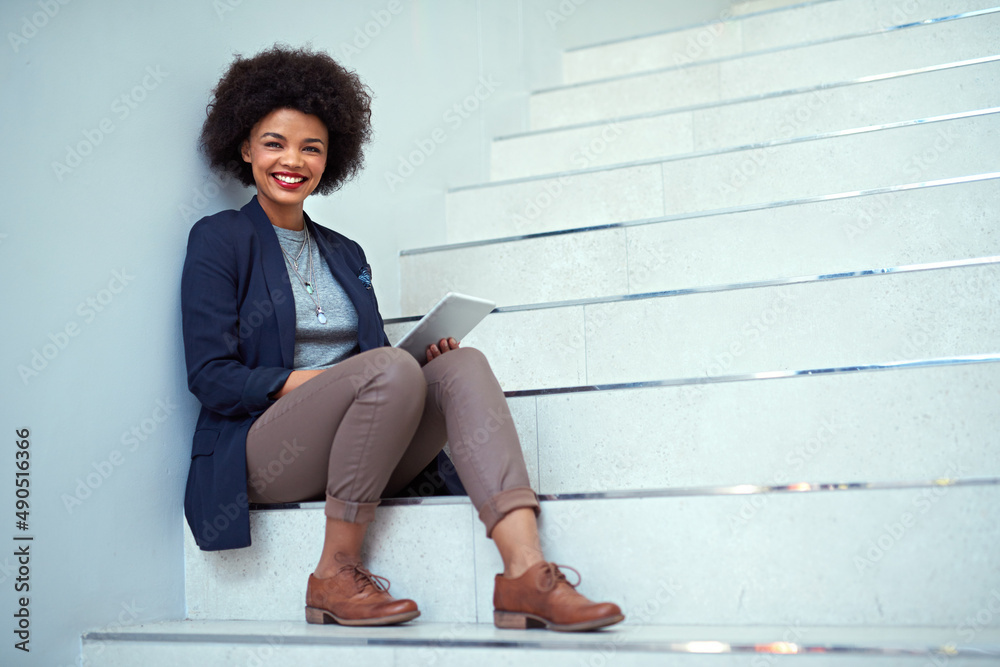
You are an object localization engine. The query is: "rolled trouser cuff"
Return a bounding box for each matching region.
[480,486,541,538]
[325,494,379,524]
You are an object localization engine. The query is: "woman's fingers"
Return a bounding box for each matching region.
[426,338,461,362]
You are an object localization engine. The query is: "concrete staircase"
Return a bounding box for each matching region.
[84,0,1000,663]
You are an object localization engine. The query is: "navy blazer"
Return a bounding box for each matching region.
[181,196,390,551]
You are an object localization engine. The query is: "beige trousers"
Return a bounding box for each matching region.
[245,346,539,536]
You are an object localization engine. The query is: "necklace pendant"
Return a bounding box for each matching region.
[315,306,327,325]
[305,282,314,294]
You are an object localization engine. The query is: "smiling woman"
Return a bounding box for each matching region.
[181,44,622,633]
[199,45,371,197]
[239,108,330,230]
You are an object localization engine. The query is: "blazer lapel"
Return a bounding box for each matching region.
[242,196,296,368]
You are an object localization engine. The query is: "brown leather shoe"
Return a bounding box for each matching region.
[305,560,420,626]
[493,562,624,632]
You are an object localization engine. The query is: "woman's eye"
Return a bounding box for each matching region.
[265,142,282,148]
[305,146,321,153]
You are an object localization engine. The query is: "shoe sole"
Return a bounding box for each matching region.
[494,610,625,632]
[305,606,420,627]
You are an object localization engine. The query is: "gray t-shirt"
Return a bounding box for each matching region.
[273,225,359,369]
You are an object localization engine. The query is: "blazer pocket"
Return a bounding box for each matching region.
[357,264,373,290]
[191,429,219,458]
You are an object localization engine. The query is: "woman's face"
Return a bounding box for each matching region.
[241,107,329,211]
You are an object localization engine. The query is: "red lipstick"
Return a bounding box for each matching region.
[271,171,307,190]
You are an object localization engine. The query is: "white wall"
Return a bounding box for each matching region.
[0,1,730,665]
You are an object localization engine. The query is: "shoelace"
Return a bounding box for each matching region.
[536,562,582,592]
[334,555,391,593]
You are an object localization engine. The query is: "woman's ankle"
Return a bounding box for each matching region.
[503,553,545,579]
[314,548,363,579]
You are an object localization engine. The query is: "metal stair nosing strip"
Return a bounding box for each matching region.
[499,354,1000,398]
[81,620,1000,657]
[247,472,1000,511]
[498,55,1000,142]
[399,172,1000,255]
[543,6,1000,95]
[450,107,1000,194]
[387,255,1000,324]
[562,0,842,55]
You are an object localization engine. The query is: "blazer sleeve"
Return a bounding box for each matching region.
[181,219,291,417]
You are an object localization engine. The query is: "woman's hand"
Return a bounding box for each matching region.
[273,369,326,399]
[426,337,460,363]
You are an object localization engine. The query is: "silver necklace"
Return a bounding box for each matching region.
[279,225,327,324]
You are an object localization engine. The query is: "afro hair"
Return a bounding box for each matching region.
[200,45,373,196]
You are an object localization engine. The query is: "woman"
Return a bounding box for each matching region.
[181,45,623,632]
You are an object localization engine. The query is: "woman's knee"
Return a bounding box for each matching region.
[437,346,490,372]
[454,345,487,363]
[442,346,499,386]
[361,347,425,394]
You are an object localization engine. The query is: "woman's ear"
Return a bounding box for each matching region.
[240,139,251,163]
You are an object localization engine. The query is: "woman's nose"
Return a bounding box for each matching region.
[281,149,303,168]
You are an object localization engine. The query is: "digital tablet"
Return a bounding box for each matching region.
[394,292,496,362]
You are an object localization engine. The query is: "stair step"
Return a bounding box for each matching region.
[182,484,1000,626]
[513,361,1000,494]
[82,619,1000,666]
[403,177,1000,315]
[563,0,999,84]
[493,59,1000,181]
[731,0,838,17]
[448,112,999,244]
[185,499,480,624]
[532,9,999,130]
[387,263,1000,392]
